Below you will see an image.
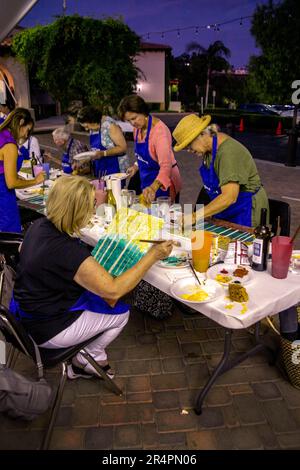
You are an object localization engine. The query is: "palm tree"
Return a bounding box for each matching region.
[186,40,231,107]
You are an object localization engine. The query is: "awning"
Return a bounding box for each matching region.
[0,0,38,42]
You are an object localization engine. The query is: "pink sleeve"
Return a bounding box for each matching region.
[149,123,174,190]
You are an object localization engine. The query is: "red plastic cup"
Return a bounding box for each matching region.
[271,236,293,279]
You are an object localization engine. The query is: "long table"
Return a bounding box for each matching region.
[16,198,300,414]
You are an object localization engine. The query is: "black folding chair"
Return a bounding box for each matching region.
[268,198,291,236]
[0,304,122,449]
[0,232,23,270]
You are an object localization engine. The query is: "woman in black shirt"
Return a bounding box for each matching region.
[13,176,174,379]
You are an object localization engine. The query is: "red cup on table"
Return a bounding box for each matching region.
[33,165,43,177]
[271,236,293,279]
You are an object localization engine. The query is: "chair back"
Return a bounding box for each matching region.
[268,198,291,236]
[0,232,23,269]
[0,304,36,360]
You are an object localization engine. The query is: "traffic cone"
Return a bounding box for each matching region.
[238,118,244,132]
[276,121,283,136]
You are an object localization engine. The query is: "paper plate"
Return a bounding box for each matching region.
[73,151,96,161]
[206,263,254,286]
[104,173,128,180]
[170,277,223,304]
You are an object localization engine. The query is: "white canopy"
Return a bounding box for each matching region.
[0,0,38,42]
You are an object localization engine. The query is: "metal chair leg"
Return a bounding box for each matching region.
[41,362,68,450]
[80,349,122,396]
[6,345,19,368]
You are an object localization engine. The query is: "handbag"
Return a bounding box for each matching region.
[132,280,174,320]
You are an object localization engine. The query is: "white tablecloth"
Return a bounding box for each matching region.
[81,222,300,330]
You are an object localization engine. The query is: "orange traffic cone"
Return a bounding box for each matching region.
[276,121,283,136]
[238,118,244,132]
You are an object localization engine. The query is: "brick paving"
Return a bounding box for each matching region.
[1,120,300,450]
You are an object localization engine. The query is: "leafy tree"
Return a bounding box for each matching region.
[12,15,140,112]
[249,0,300,103]
[186,40,231,107]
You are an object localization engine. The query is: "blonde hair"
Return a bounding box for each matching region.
[46,176,95,235]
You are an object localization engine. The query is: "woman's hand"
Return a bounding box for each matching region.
[34,172,46,185]
[93,150,104,159]
[126,164,138,178]
[150,240,174,260]
[142,185,156,205]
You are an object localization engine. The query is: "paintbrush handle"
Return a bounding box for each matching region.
[291,224,300,244]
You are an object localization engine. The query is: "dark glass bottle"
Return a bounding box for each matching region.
[251,208,271,271]
[30,151,38,177]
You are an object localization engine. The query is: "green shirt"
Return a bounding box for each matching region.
[203,137,269,227]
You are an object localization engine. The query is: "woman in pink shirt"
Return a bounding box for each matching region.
[118,95,182,204]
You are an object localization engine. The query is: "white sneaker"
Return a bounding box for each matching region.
[67,363,93,380]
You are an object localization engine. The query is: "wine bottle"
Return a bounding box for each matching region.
[30,151,38,177]
[251,208,271,271]
[105,178,116,223]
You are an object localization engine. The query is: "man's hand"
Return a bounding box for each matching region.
[93,150,104,159]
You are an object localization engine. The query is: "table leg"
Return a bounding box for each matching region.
[194,322,277,415]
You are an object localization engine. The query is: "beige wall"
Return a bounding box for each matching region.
[135,51,165,104]
[0,56,30,108]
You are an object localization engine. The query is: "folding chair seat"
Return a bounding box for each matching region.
[0,304,122,449]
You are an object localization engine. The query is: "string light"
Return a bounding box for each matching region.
[141,15,252,40]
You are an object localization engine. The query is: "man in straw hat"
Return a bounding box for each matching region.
[172,114,269,227]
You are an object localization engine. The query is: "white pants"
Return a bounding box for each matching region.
[39,310,130,367]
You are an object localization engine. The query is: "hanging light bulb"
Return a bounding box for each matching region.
[195,26,199,34]
[239,17,243,26]
[161,32,165,39]
[147,33,150,40]
[206,24,211,29]
[177,29,181,37]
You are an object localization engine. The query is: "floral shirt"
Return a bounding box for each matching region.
[101,117,129,173]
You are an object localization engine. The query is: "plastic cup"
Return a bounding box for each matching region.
[271,236,293,279]
[33,165,43,177]
[94,189,107,208]
[42,163,50,179]
[191,230,213,273]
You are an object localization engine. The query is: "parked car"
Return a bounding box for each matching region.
[270,104,295,114]
[238,103,279,115]
[279,107,300,123]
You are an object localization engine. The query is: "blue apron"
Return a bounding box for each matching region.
[0,130,23,233]
[199,136,258,227]
[19,136,31,161]
[134,115,170,198]
[90,126,120,178]
[10,290,128,321]
[61,138,74,174]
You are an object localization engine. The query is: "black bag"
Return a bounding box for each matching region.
[0,254,54,421]
[0,365,54,421]
[132,280,174,320]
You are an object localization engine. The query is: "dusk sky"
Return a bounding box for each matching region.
[20,0,270,67]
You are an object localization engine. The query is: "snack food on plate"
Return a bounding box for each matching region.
[180,286,209,302]
[229,281,249,302]
[233,266,249,278]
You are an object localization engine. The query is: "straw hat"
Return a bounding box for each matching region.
[173,114,211,151]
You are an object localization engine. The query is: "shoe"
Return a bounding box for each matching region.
[67,363,93,380]
[71,357,115,380]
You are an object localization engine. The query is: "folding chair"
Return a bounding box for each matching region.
[268,198,291,236]
[0,304,122,450]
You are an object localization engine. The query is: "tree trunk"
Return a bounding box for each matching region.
[205,67,210,108]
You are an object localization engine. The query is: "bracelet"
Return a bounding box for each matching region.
[103,150,107,157]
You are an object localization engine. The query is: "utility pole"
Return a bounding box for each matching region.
[63,0,67,16]
[286,105,299,167]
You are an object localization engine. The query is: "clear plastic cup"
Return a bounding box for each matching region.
[191,230,213,273]
[42,163,50,179]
